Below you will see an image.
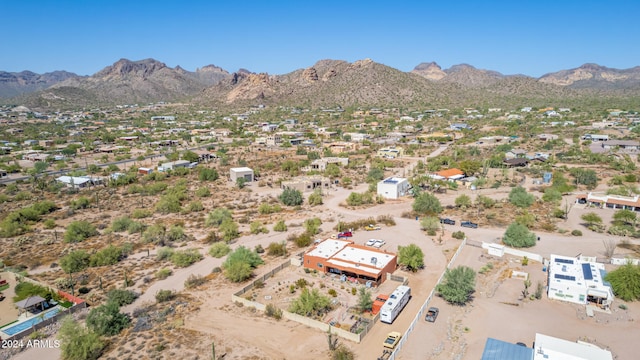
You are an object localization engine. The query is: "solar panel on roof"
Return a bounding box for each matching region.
[555,258,574,264]
[554,274,576,281]
[582,263,593,280]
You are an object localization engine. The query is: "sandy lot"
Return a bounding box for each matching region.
[0,272,19,329]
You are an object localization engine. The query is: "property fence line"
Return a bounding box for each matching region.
[387,238,467,360]
[5,302,87,341]
[231,251,379,343]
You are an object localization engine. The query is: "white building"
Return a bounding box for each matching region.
[377,177,410,199]
[547,254,613,308]
[230,167,254,182]
[158,160,191,172]
[533,333,613,360]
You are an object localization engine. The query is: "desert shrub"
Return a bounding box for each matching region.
[279,188,303,206]
[258,203,283,214]
[188,201,204,212]
[219,218,240,242]
[273,219,287,232]
[89,245,123,267]
[250,221,269,234]
[43,219,56,229]
[291,232,312,247]
[107,289,138,307]
[571,229,583,236]
[198,168,219,181]
[308,190,323,206]
[155,194,182,214]
[209,242,231,258]
[64,220,98,243]
[71,196,91,210]
[155,289,175,303]
[156,247,175,261]
[376,214,396,226]
[156,268,172,279]
[166,225,186,242]
[452,231,466,240]
[86,301,130,336]
[170,249,203,267]
[328,289,337,297]
[184,274,207,289]
[126,221,146,234]
[413,192,442,215]
[508,186,535,208]
[131,209,152,219]
[14,191,32,201]
[289,288,332,317]
[205,208,233,227]
[267,242,288,257]
[195,186,211,197]
[143,224,167,244]
[255,244,265,253]
[223,246,264,282]
[265,303,283,320]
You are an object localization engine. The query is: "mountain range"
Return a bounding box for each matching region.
[2,58,639,110]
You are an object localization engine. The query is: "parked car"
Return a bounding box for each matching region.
[365,239,378,246]
[372,239,386,248]
[365,224,382,231]
[425,307,439,322]
[383,332,402,349]
[439,218,455,225]
[337,231,353,238]
[460,221,478,228]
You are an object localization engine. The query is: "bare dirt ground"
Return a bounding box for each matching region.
[0,272,19,328]
[398,246,640,360]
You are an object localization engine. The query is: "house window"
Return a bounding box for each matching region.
[317,263,323,268]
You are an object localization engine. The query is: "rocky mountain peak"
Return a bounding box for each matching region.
[95,58,167,78]
[302,67,318,81]
[412,62,446,80]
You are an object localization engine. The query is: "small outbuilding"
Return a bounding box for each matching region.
[230,167,254,183]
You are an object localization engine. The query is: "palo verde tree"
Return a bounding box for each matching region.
[412,192,442,215]
[279,188,303,206]
[502,222,537,248]
[604,262,640,301]
[436,266,476,305]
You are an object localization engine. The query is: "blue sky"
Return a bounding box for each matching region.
[2,1,639,77]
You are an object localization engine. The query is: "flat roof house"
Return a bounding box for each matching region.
[158,160,191,172]
[547,254,613,308]
[377,146,404,158]
[281,176,330,192]
[377,177,410,199]
[230,167,254,182]
[303,239,397,285]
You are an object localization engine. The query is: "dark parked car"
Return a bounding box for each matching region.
[460,221,478,228]
[425,307,439,322]
[337,231,353,238]
[439,218,455,225]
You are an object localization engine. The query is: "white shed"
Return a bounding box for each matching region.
[230,167,254,182]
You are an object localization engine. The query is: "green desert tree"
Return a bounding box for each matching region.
[64,221,98,243]
[308,189,323,206]
[397,244,424,272]
[205,208,233,227]
[502,222,537,248]
[58,316,105,360]
[508,186,535,208]
[288,288,332,317]
[280,188,304,206]
[454,194,472,208]
[60,250,90,273]
[581,212,603,229]
[86,301,131,336]
[613,209,637,227]
[357,287,373,313]
[420,217,441,236]
[436,266,476,305]
[412,192,442,215]
[604,263,640,301]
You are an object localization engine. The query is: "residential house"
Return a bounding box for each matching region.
[158,160,191,172]
[547,254,613,308]
[576,192,640,212]
[303,239,397,285]
[281,176,330,192]
[305,157,349,172]
[582,134,609,141]
[505,149,527,159]
[377,177,410,199]
[430,168,465,181]
[537,134,559,141]
[56,176,103,189]
[450,123,472,131]
[601,140,639,151]
[377,146,404,158]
